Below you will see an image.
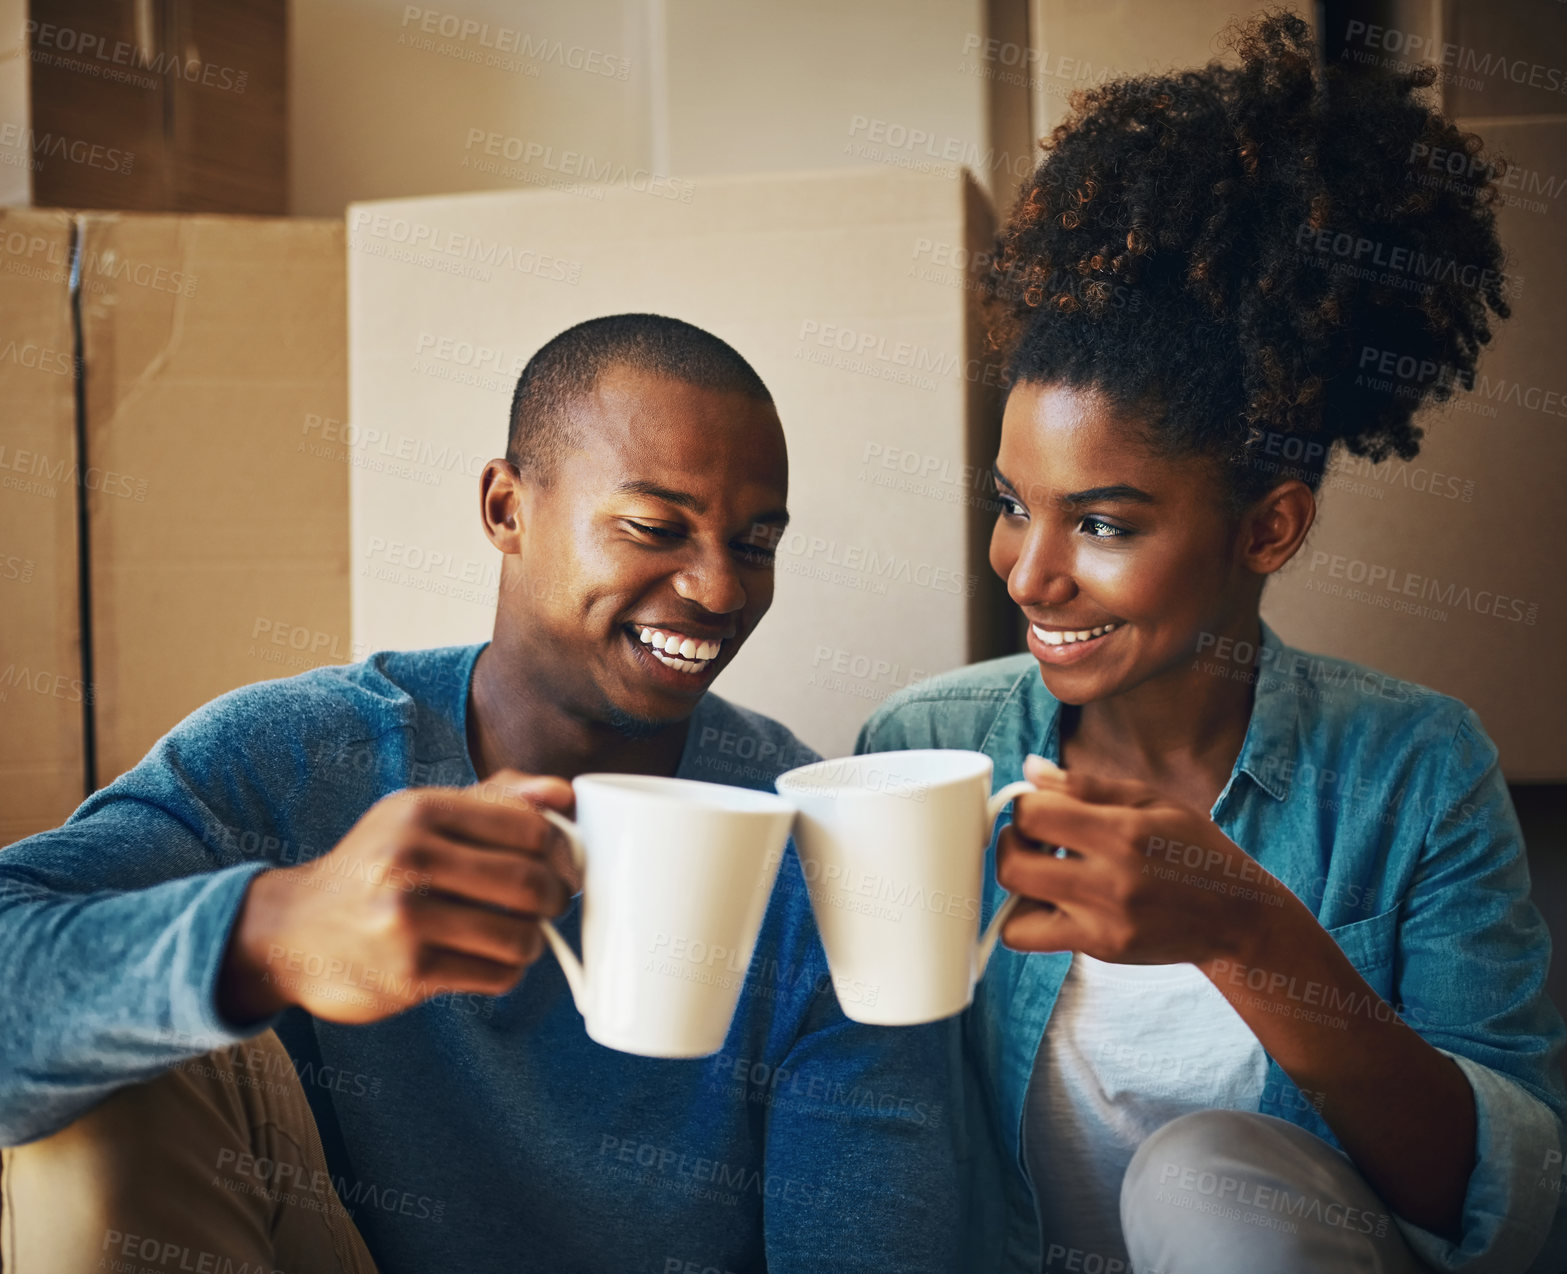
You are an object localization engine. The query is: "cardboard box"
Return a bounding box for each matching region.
[0,209,86,843]
[664,0,1033,209]
[0,211,348,843]
[0,0,30,206]
[19,0,286,213]
[80,214,349,784]
[347,168,1007,757]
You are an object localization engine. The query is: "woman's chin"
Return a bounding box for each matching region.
[1031,664,1111,705]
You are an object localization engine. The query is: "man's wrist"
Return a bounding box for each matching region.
[216,869,291,1026]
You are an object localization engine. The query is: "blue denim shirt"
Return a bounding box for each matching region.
[857,621,1567,1274]
[0,644,964,1274]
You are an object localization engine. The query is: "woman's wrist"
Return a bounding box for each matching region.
[1197,865,1304,977]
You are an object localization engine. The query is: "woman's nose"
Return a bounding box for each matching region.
[1008,526,1076,609]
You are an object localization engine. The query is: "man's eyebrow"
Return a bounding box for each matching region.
[616,480,790,528]
[991,467,1153,508]
[615,479,704,513]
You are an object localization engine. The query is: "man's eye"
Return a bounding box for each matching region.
[734,542,777,566]
[627,520,682,541]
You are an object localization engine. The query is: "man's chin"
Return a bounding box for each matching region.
[602,704,680,741]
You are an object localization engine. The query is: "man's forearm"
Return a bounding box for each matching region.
[0,863,270,1144]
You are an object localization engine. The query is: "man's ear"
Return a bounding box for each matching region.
[1241,479,1316,577]
[480,459,528,552]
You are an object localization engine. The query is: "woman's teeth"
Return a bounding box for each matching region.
[1032,621,1119,647]
[637,626,722,674]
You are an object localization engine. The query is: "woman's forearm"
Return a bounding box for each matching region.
[1202,887,1477,1238]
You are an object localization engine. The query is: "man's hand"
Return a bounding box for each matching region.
[218,770,578,1025]
[996,755,1290,968]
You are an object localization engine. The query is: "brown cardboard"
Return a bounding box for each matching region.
[164,3,287,213]
[0,208,86,844]
[23,0,285,213]
[79,213,349,785]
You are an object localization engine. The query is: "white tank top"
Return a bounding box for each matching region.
[1022,953,1268,1272]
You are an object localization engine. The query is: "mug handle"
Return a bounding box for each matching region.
[536,809,589,1013]
[973,780,1037,978]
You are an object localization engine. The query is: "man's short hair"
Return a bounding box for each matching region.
[506,313,773,482]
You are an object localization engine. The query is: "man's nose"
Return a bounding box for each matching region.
[672,545,747,615]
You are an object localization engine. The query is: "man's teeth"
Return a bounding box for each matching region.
[1032,621,1119,648]
[636,626,722,673]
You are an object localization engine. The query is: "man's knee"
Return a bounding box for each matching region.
[1,1032,310,1271]
[3,1032,301,1206]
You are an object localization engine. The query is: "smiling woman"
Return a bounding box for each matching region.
[855,11,1566,1274]
[987,382,1285,718]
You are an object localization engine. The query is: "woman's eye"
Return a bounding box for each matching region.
[996,493,1027,518]
[1080,516,1128,539]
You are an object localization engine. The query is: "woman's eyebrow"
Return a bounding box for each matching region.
[991,466,1154,507]
[1056,484,1155,508]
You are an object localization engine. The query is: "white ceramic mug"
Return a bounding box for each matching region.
[537,774,794,1058]
[775,750,1033,1026]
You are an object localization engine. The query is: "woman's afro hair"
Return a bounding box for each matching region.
[986,9,1512,503]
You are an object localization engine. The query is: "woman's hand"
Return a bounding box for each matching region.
[996,754,1289,968]
[996,754,1477,1237]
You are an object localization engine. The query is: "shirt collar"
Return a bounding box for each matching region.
[1234,619,1299,802]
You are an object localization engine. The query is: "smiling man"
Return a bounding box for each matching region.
[0,315,963,1274]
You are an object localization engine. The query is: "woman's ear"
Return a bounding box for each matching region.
[1241,480,1316,576]
[480,459,527,552]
